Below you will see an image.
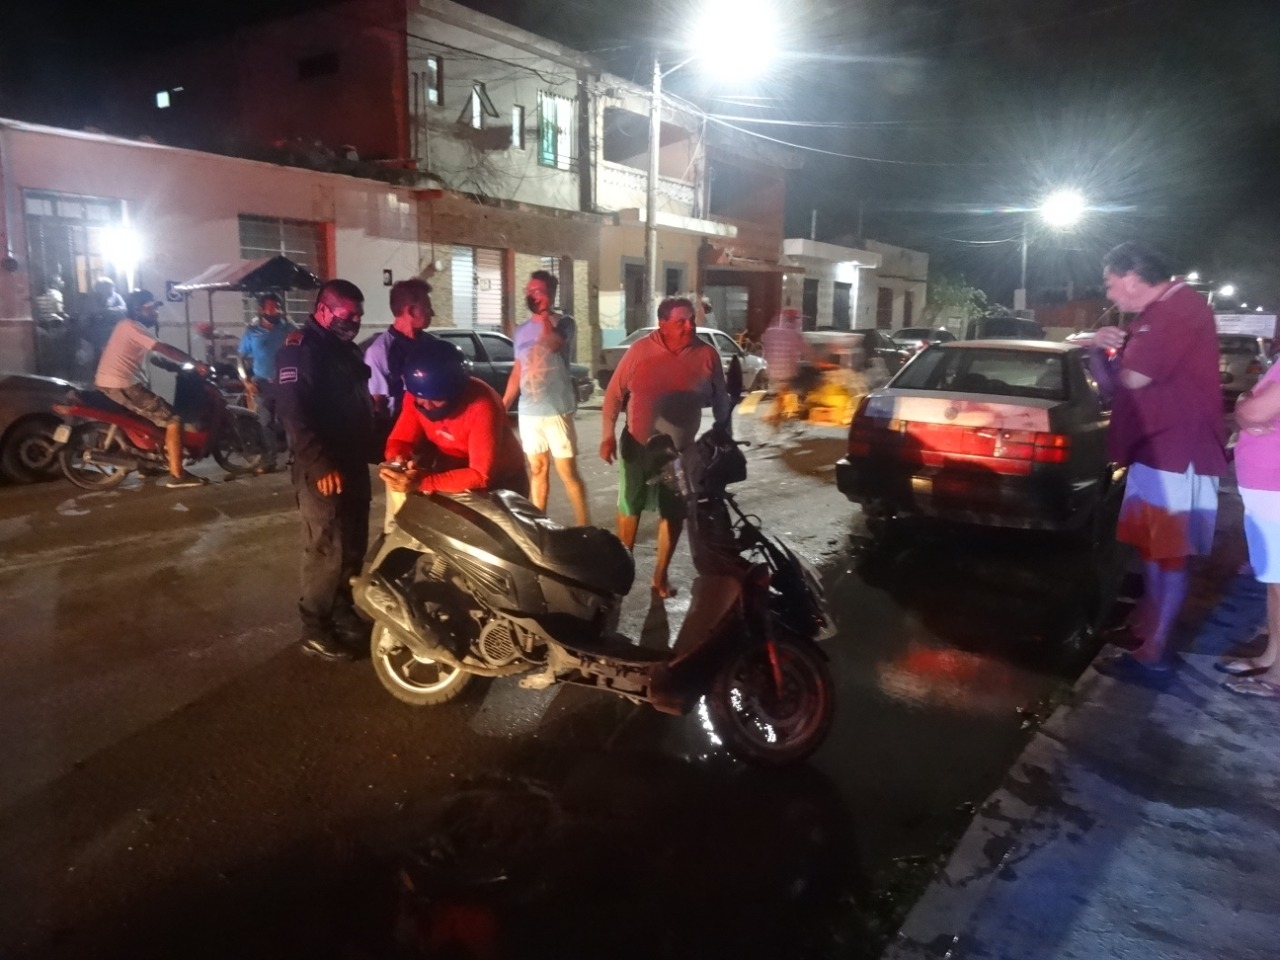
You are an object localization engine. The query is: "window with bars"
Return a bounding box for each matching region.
[237,214,327,320]
[537,92,575,170]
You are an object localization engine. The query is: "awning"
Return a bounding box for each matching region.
[172,255,322,294]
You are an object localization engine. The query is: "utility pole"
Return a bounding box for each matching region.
[643,54,662,326]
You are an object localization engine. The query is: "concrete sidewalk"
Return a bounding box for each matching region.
[883,480,1280,960]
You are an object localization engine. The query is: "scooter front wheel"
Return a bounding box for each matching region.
[706,637,834,765]
[370,624,473,706]
[59,423,132,490]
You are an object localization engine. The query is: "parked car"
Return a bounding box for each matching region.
[852,328,913,373]
[963,315,1045,340]
[835,340,1124,538]
[1218,334,1272,402]
[362,328,594,407]
[0,372,78,483]
[891,326,956,352]
[596,326,767,392]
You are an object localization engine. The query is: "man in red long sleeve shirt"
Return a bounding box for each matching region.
[379,336,528,504]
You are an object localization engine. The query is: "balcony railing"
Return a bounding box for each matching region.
[597,161,696,214]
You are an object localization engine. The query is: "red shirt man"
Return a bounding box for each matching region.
[384,377,529,496]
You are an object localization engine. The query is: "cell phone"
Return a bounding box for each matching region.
[380,461,407,473]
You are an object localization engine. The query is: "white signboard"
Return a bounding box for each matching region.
[1216,313,1277,338]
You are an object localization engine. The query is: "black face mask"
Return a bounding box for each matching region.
[328,317,361,342]
[525,295,541,314]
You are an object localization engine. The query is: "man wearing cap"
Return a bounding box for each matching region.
[93,289,211,489]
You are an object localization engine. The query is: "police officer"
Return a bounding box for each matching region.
[275,279,377,661]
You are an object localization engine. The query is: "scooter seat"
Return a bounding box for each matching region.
[457,490,635,597]
[70,389,136,418]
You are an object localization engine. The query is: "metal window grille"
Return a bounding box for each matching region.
[237,214,325,321]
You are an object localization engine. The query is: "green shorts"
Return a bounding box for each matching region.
[617,430,686,521]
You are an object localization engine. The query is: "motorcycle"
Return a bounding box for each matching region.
[51,363,267,489]
[352,426,836,765]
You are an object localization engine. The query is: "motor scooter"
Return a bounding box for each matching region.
[52,363,266,489]
[352,426,836,765]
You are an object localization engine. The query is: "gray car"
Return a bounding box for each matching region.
[0,372,77,482]
[432,328,594,406]
[596,326,767,392]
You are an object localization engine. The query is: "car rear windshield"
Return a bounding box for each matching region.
[893,348,1068,401]
[1218,336,1261,356]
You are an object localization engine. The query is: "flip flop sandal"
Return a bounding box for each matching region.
[1214,658,1271,677]
[1223,676,1280,699]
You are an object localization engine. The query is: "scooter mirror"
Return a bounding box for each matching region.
[646,433,678,466]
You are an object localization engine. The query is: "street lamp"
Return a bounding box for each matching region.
[1015,189,1086,312]
[643,0,778,324]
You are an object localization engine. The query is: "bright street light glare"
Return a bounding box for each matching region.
[690,0,779,80]
[101,226,144,271]
[1038,189,1086,228]
[1219,284,1236,298]
[1187,271,1201,282]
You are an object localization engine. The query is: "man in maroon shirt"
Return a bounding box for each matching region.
[1091,242,1228,676]
[379,337,528,503]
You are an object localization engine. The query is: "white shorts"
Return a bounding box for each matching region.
[518,412,578,459]
[1240,487,1280,583]
[1116,463,1219,560]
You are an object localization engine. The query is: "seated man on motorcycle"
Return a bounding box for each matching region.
[93,289,212,488]
[378,336,529,513]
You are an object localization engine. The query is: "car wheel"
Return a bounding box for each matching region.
[1,416,63,483]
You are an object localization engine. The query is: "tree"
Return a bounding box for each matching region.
[920,274,988,335]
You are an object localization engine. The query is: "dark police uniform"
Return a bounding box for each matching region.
[275,318,377,644]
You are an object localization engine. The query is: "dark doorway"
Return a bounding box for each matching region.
[802,278,819,330]
[832,281,851,330]
[903,291,914,326]
[876,287,893,329]
[624,262,646,333]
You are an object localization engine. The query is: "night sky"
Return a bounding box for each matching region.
[3,0,1279,306]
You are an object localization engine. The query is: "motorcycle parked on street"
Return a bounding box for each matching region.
[352,427,836,765]
[52,364,266,489]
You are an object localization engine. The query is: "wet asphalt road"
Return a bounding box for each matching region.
[0,408,1128,959]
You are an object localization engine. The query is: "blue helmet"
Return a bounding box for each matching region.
[402,335,469,415]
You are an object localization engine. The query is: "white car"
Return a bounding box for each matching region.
[596,327,767,392]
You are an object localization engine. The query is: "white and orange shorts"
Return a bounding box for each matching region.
[1116,463,1219,561]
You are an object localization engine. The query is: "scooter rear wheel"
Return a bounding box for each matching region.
[59,423,132,490]
[706,636,834,765]
[370,624,473,706]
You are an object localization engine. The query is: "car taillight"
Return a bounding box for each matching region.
[1247,360,1264,376]
[1031,432,1070,463]
[846,397,874,455]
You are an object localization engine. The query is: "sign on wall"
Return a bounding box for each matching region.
[1216,313,1277,338]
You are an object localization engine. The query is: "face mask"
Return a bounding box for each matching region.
[329,317,361,341]
[525,295,541,314]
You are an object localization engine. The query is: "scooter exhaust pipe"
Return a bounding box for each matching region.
[353,572,466,669]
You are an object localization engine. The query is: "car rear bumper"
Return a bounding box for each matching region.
[835,456,1102,531]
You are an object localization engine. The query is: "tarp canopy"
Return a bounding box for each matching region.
[172,255,321,294]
